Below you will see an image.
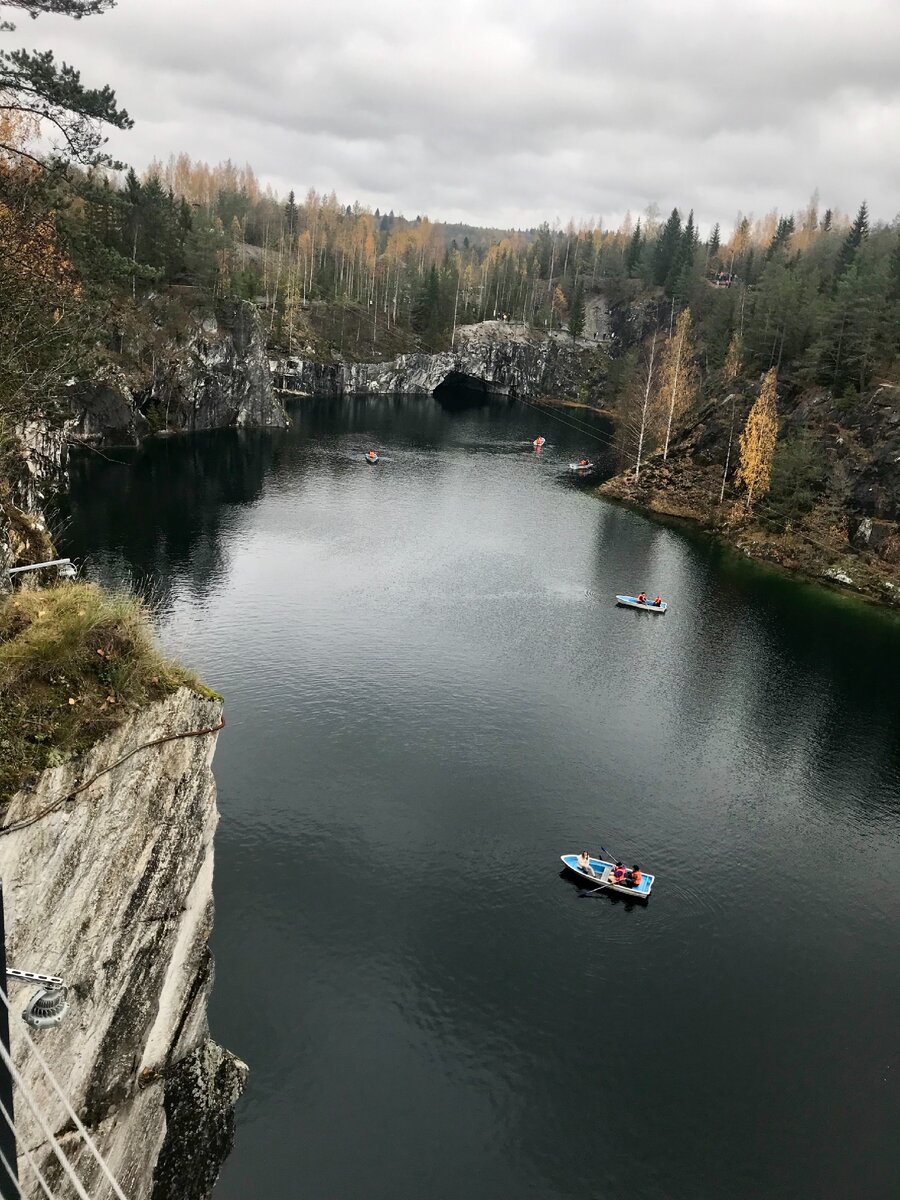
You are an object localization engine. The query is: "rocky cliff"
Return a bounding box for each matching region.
[0,687,246,1199]
[0,421,68,583]
[274,320,601,401]
[70,299,288,447]
[600,382,900,605]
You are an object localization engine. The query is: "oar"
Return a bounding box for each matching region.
[578,880,613,897]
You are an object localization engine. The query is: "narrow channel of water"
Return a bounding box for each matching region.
[62,395,900,1200]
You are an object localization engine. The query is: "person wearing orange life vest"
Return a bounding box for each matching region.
[611,861,627,884]
[636,592,647,604]
[652,595,663,607]
[628,864,643,888]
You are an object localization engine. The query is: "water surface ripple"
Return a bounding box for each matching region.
[62,396,900,1200]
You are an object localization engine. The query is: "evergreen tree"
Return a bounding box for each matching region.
[624,219,643,277]
[665,210,696,297]
[654,208,682,286]
[834,201,869,281]
[412,264,441,337]
[821,209,833,232]
[708,222,721,257]
[765,215,795,261]
[0,0,131,168]
[568,284,585,341]
[284,190,298,237]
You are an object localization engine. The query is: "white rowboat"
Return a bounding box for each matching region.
[615,594,667,613]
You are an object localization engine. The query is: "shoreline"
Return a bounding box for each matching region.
[595,480,900,614]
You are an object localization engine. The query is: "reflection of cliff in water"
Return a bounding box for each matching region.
[61,429,282,610]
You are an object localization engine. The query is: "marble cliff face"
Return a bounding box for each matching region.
[0,688,246,1200]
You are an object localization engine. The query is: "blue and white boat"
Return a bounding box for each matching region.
[615,595,667,613]
[560,853,654,899]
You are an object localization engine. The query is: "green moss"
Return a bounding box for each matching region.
[0,583,215,805]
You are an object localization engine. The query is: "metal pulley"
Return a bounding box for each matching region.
[22,987,68,1029]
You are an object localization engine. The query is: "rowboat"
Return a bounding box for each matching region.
[365,451,379,464]
[560,854,654,899]
[568,460,594,472]
[615,595,667,613]
[533,436,546,448]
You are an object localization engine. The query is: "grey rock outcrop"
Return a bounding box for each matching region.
[275,320,593,400]
[0,688,246,1200]
[0,420,69,582]
[71,299,288,447]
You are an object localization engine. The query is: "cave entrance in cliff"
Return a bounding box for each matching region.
[433,371,501,409]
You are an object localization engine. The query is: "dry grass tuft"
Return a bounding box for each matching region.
[0,582,214,804]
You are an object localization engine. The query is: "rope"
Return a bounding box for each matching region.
[1,719,225,837]
[0,1025,91,1200]
[0,991,128,1200]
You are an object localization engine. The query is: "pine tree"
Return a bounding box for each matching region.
[284,190,298,237]
[624,219,643,277]
[0,0,131,168]
[708,223,721,257]
[654,208,682,286]
[737,369,778,509]
[834,201,869,280]
[568,284,585,341]
[821,209,833,233]
[765,215,795,261]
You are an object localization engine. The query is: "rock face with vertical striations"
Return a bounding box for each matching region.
[0,688,246,1199]
[69,298,288,447]
[274,320,600,401]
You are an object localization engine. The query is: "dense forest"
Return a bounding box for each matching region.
[2,1,899,479]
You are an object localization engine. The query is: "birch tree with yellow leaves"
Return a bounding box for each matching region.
[657,307,697,460]
[736,368,778,509]
[718,333,743,504]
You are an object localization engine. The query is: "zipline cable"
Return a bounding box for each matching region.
[1,992,128,1200]
[0,1095,56,1200]
[0,1029,93,1200]
[514,394,622,452]
[0,1134,24,1200]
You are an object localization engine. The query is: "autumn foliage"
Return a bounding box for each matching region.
[736,369,779,509]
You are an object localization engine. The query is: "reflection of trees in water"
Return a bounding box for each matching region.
[62,429,281,610]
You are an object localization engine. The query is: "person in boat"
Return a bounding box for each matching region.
[636,592,647,604]
[577,850,596,877]
[578,458,589,466]
[652,595,663,607]
[627,864,643,888]
[611,861,627,884]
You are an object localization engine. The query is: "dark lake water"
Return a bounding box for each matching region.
[61,396,900,1200]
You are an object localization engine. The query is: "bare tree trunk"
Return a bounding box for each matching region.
[451,272,460,346]
[663,322,686,460]
[719,395,736,504]
[634,332,658,481]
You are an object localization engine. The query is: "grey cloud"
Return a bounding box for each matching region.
[9,0,900,230]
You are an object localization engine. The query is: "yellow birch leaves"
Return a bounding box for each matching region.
[737,368,779,508]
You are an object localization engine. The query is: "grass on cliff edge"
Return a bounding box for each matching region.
[0,583,214,805]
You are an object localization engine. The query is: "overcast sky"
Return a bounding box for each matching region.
[9,0,900,231]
